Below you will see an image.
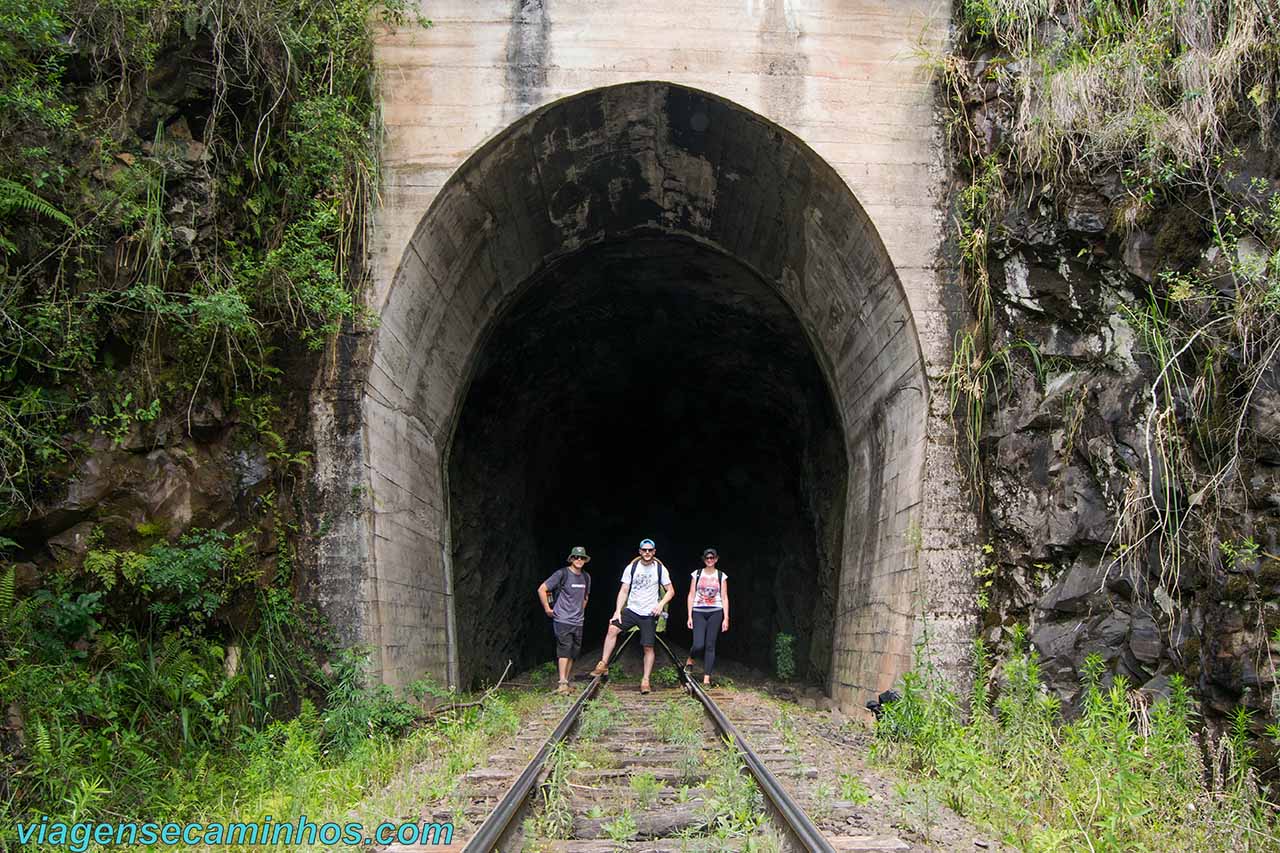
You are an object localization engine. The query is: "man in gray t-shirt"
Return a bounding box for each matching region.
[538,546,592,694]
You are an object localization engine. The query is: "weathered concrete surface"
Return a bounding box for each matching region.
[310,0,978,707]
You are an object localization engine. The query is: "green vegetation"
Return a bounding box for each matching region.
[939,0,1280,788]
[0,0,426,513]
[655,697,705,782]
[0,0,441,843]
[528,740,577,842]
[809,779,835,821]
[652,663,681,687]
[773,632,796,680]
[942,0,1280,592]
[874,630,1280,850]
[629,771,661,808]
[700,742,768,839]
[213,690,528,853]
[838,772,871,805]
[601,810,637,842]
[0,524,478,841]
[656,696,705,745]
[577,690,621,741]
[773,706,800,755]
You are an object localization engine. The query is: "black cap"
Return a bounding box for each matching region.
[702,548,718,558]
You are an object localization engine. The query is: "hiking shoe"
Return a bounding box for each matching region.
[589,662,609,677]
[640,680,651,695]
[556,681,571,696]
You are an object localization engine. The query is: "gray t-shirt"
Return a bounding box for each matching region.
[545,567,590,626]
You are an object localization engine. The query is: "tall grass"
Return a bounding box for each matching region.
[960,0,1280,187]
[875,630,1280,851]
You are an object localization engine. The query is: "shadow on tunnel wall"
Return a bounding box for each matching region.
[447,237,847,687]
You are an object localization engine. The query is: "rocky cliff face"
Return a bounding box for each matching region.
[955,42,1280,734]
[0,1,364,649]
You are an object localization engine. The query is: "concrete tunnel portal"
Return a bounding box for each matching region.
[340,82,931,707]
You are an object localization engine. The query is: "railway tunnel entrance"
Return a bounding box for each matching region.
[449,236,847,686]
[352,82,929,706]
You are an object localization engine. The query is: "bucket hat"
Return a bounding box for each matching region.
[567,545,591,563]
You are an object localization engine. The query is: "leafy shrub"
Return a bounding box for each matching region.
[773,632,796,680]
[629,771,660,808]
[652,664,680,687]
[0,0,426,510]
[321,647,422,754]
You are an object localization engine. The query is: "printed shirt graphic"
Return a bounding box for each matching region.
[544,568,589,625]
[622,559,671,616]
[691,569,727,610]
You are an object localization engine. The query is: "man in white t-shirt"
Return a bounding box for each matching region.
[588,538,673,694]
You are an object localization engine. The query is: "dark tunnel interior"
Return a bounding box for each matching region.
[447,235,848,689]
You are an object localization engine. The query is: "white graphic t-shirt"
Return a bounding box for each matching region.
[622,559,671,616]
[690,569,727,610]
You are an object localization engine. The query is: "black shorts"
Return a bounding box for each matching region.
[553,620,583,660]
[612,609,656,647]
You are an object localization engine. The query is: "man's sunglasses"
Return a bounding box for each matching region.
[640,548,655,553]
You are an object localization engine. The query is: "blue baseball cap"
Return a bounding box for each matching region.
[639,538,656,549]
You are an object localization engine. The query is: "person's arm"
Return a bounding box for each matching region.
[721,579,729,631]
[613,583,629,621]
[537,582,554,617]
[686,574,696,629]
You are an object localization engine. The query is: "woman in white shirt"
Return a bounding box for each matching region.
[684,547,729,686]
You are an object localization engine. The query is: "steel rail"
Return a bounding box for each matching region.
[654,634,836,853]
[461,631,636,852]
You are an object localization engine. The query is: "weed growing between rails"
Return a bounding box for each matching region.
[873,628,1280,851]
[700,740,783,851]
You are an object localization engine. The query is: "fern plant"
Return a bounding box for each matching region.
[0,176,72,252]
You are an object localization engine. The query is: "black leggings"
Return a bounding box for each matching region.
[690,608,723,675]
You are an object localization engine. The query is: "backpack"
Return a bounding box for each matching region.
[547,567,590,610]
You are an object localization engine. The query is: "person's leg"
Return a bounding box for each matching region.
[638,615,656,692]
[565,625,582,681]
[702,608,722,679]
[591,622,622,675]
[553,622,575,693]
[691,611,713,682]
[690,610,707,663]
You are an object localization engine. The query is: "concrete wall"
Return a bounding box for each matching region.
[309,0,979,704]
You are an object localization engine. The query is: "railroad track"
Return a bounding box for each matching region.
[395,632,912,852]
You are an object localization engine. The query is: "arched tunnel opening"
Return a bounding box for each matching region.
[341,82,930,705]
[447,236,846,688]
